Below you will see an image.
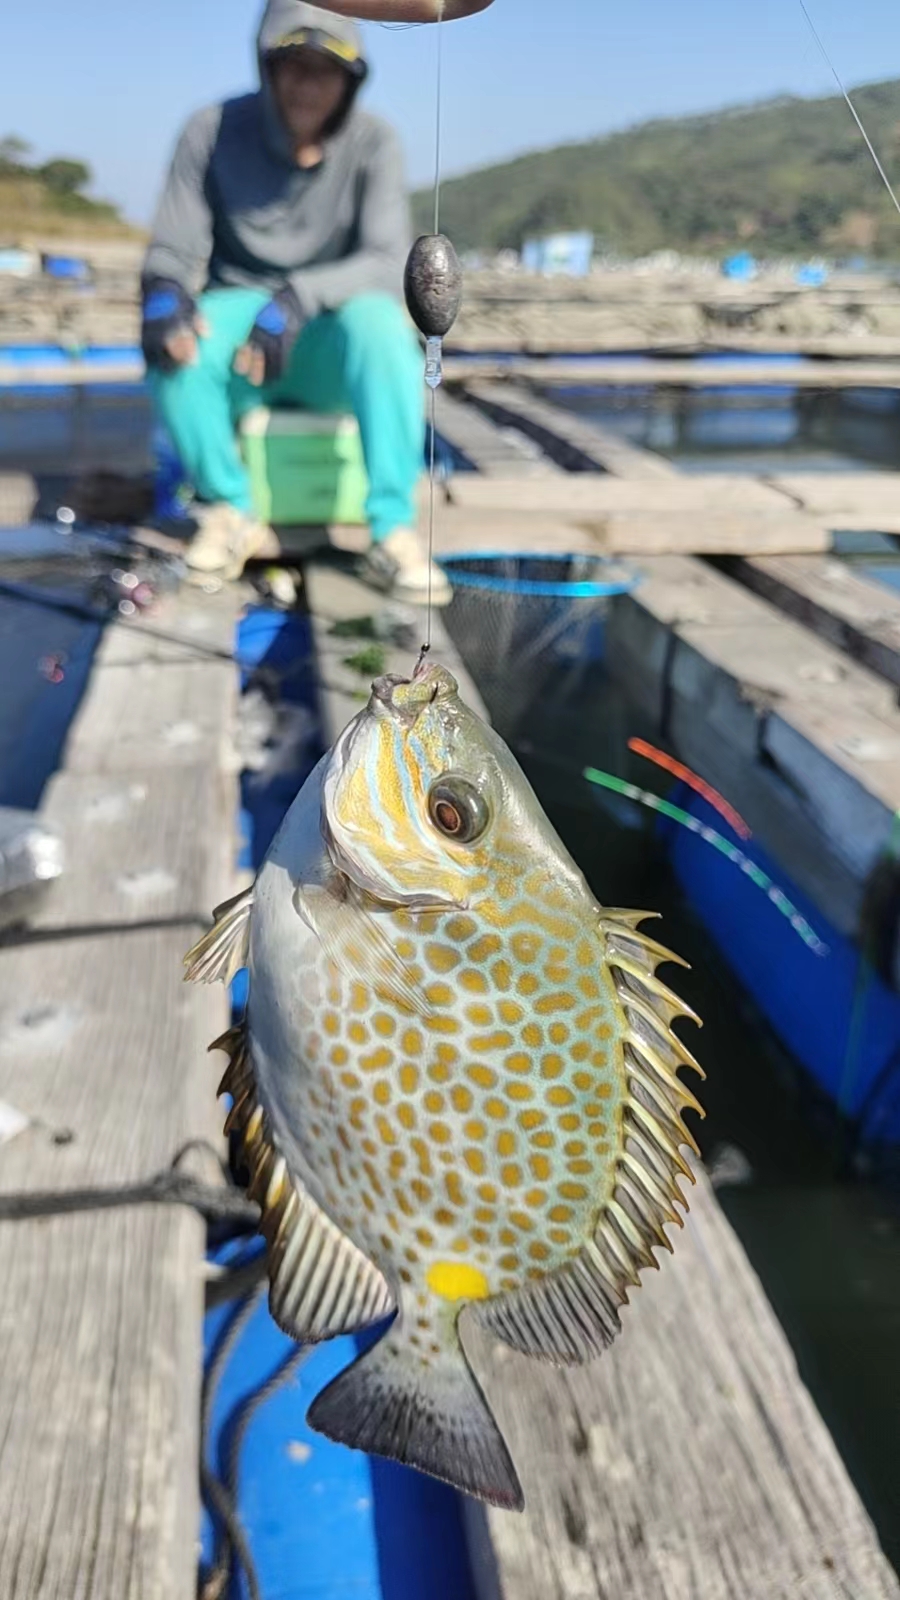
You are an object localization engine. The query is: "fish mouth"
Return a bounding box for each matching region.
[370,663,459,721]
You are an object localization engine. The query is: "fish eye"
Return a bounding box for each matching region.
[427,776,490,844]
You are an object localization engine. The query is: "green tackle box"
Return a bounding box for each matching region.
[239,406,369,526]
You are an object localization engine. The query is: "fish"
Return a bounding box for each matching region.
[184,661,704,1511]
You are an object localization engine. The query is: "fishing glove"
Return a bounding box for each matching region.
[245,286,305,384]
[140,277,199,371]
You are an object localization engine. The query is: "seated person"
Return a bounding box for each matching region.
[141,0,449,604]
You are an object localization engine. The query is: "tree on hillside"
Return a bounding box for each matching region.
[40,159,92,196]
[0,135,32,173]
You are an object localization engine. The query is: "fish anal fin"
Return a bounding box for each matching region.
[307,1328,524,1511]
[471,1246,625,1367]
[184,886,254,986]
[210,1023,395,1341]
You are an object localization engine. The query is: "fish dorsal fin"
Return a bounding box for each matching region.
[183,886,254,986]
[212,1023,395,1341]
[472,911,703,1367]
[294,877,431,1018]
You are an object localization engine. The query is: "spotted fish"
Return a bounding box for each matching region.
[184,662,704,1511]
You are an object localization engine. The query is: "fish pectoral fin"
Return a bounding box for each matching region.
[293,881,431,1018]
[307,1326,524,1511]
[183,885,254,986]
[212,1023,395,1341]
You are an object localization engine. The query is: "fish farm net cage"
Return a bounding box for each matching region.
[436,552,638,743]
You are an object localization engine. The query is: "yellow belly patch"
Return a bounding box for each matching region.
[426,1260,490,1302]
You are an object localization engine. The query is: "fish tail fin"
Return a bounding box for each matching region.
[306,1328,524,1511]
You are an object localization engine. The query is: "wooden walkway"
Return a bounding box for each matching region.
[0,582,243,1599]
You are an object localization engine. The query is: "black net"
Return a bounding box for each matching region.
[438,553,636,743]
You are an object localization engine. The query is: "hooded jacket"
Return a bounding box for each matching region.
[142,0,410,317]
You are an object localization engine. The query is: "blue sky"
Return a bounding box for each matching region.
[3,0,900,224]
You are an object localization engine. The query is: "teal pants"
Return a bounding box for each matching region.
[148,288,425,540]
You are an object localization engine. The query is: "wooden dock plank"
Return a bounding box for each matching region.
[0,581,244,1600]
[448,475,812,514]
[461,380,681,479]
[433,389,557,476]
[722,555,900,692]
[465,1166,900,1600]
[300,557,899,1600]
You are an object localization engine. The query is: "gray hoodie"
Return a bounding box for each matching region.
[143,0,411,317]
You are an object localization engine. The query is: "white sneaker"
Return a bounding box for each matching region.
[186,503,275,582]
[359,527,452,607]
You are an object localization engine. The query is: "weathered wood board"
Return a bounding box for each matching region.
[434,389,557,476]
[442,357,900,389]
[0,581,244,1599]
[464,1164,900,1600]
[461,380,681,480]
[448,475,814,514]
[724,554,900,692]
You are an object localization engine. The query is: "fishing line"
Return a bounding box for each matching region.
[424,0,446,654]
[627,738,752,839]
[797,0,900,220]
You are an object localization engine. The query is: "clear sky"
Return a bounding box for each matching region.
[3,0,900,225]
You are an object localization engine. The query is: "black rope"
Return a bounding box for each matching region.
[200,1286,267,1600]
[0,1157,259,1228]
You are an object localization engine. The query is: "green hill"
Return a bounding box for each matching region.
[413,80,900,258]
[0,137,136,240]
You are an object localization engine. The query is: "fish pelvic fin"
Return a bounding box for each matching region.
[307,1325,524,1512]
[184,886,254,985]
[473,909,703,1369]
[211,1022,395,1341]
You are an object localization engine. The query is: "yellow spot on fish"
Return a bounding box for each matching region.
[499,1252,519,1272]
[505,1051,531,1075]
[349,1021,368,1045]
[469,935,502,963]
[416,1226,435,1246]
[411,1178,431,1203]
[474,1205,494,1222]
[445,1172,464,1206]
[450,1084,472,1113]
[530,1154,552,1181]
[350,981,369,1011]
[424,1089,445,1113]
[434,1206,455,1226]
[517,972,540,997]
[511,932,540,964]
[493,998,522,1024]
[497,1129,517,1157]
[465,1003,493,1029]
[578,975,601,1000]
[485,1097,507,1120]
[411,1137,432,1175]
[588,1120,606,1137]
[451,1236,471,1254]
[478,1182,498,1204]
[571,1040,591,1062]
[525,1186,547,1208]
[573,1071,594,1091]
[373,1080,391,1106]
[401,1027,423,1055]
[362,1045,393,1073]
[426,1260,489,1302]
[396,937,416,960]
[510,1210,534,1232]
[324,1012,340,1036]
[472,1030,514,1054]
[536,994,577,1015]
[548,1085,575,1106]
[430,1121,452,1144]
[533,1130,555,1148]
[521,1024,542,1050]
[560,1181,588,1200]
[425,1014,460,1035]
[549,1227,571,1245]
[471,1226,489,1244]
[459,968,489,995]
[500,1163,522,1187]
[373,1012,396,1038]
[445,915,478,943]
[330,1045,349,1066]
[529,1241,551,1262]
[467,1063,497,1089]
[340,1071,360,1090]
[464,1147,485,1174]
[541,1054,564,1079]
[568,1159,593,1174]
[559,1112,581,1131]
[426,943,460,974]
[519,1109,546,1131]
[376,1114,396,1146]
[400,1063,419,1094]
[490,959,512,991]
[425,981,454,1007]
[565,1139,587,1155]
[397,1103,416,1131]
